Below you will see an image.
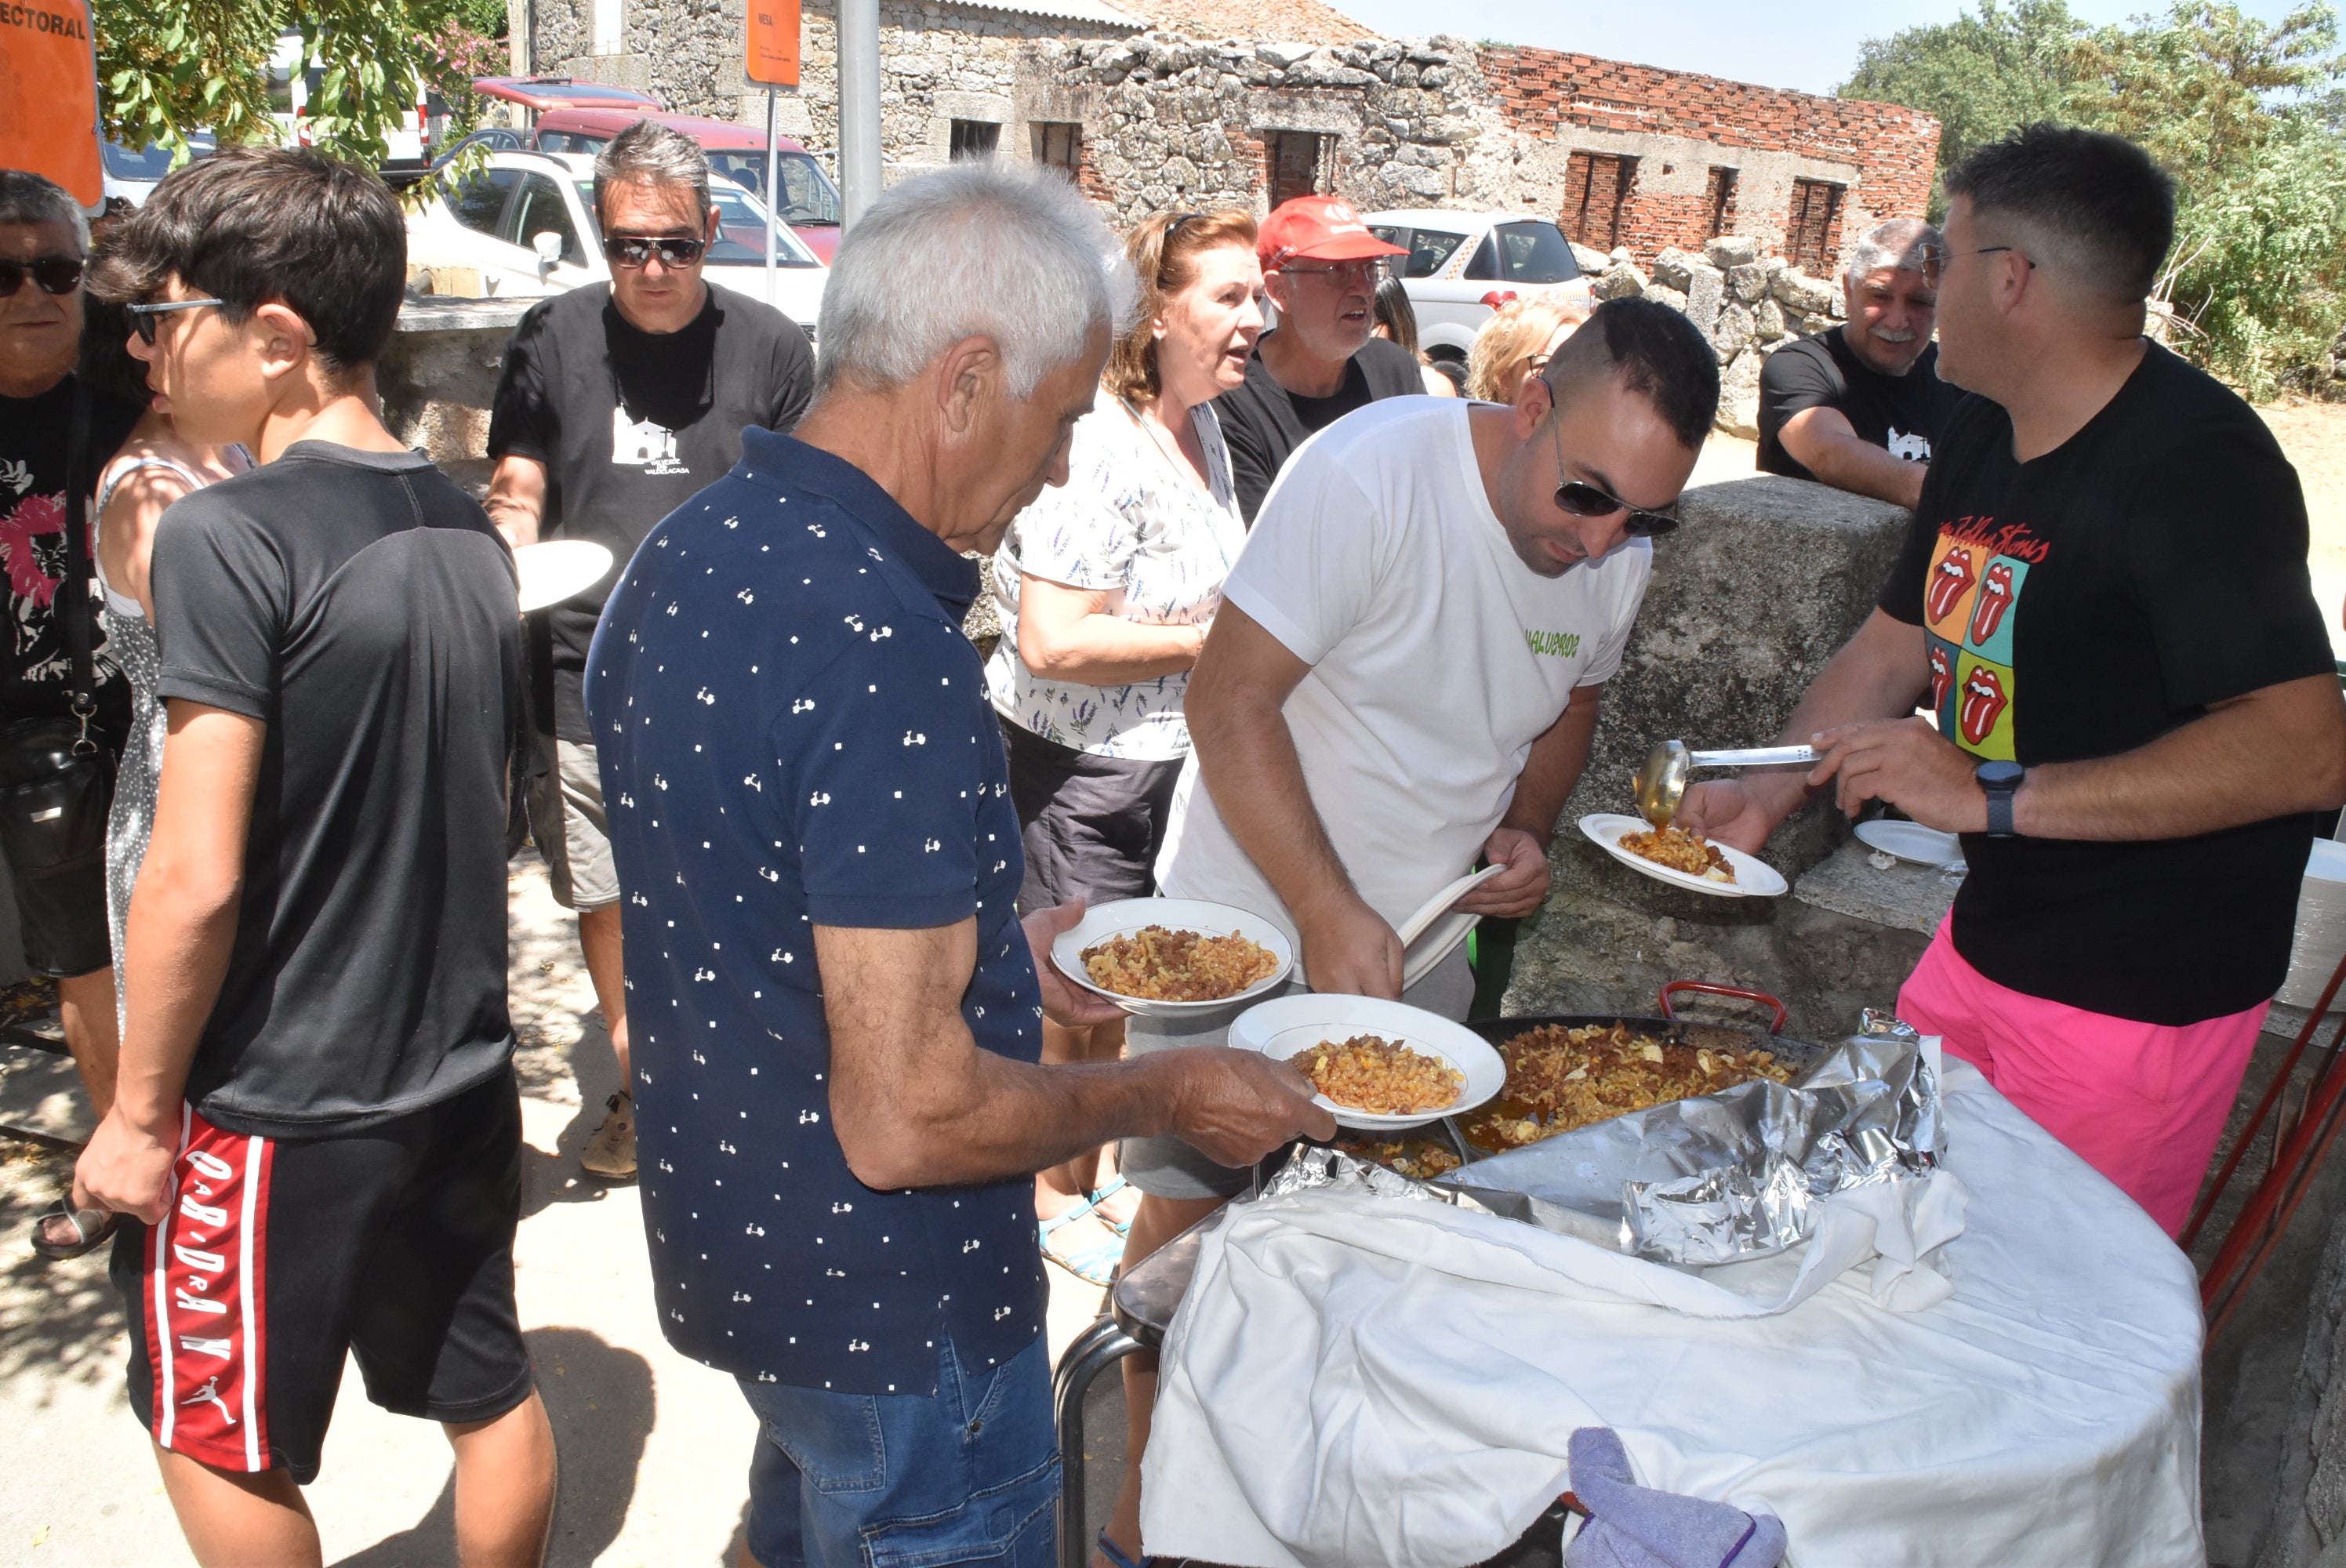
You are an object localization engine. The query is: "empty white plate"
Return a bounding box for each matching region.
[1050,898,1295,1018]
[1854,818,1964,868]
[514,540,616,612]
[1229,993,1504,1131]
[1578,814,1789,898]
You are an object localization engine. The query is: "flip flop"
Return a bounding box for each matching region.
[1093,1527,1168,1568]
[1039,1203,1123,1287]
[1089,1174,1134,1237]
[31,1200,118,1261]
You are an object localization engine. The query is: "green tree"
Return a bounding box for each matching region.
[1842,0,2089,212]
[96,0,508,168]
[1842,2,2346,397]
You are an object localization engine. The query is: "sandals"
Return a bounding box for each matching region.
[1090,1174,1135,1238]
[1039,1198,1124,1287]
[31,1200,118,1261]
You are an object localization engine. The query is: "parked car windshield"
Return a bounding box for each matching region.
[705,150,843,227]
[1370,224,1469,279]
[104,133,216,180]
[570,180,822,268]
[1492,221,1582,284]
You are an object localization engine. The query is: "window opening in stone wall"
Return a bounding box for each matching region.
[950,121,1001,162]
[1786,177,1845,274]
[592,0,624,55]
[1267,132,1330,209]
[1705,166,1740,239]
[1032,122,1082,176]
[1558,151,1637,252]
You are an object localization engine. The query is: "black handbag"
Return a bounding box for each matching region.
[0,383,115,887]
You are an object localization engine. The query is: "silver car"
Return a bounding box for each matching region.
[1363,210,1595,383]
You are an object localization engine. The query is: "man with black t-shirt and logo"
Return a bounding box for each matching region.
[1756,216,1964,510]
[1680,125,2346,1237]
[0,171,142,1187]
[68,149,553,1564]
[1215,196,1426,523]
[487,119,815,1180]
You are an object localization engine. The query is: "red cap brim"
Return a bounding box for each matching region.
[1272,233,1410,265]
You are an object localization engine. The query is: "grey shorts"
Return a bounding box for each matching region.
[525,738,619,911]
[1000,719,1182,915]
[1117,943,1476,1200]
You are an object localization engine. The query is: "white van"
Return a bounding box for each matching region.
[267,31,445,174]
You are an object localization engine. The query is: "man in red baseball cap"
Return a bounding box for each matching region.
[1216,194,1423,521]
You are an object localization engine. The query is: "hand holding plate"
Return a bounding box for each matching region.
[1672,779,1774,855]
[1297,891,1404,1000]
[1455,827,1550,918]
[1022,901,1128,1027]
[1164,1046,1338,1164]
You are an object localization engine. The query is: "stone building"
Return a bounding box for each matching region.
[510,0,1937,273]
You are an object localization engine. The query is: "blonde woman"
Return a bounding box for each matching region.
[986,210,1264,1299]
[1465,292,1590,402]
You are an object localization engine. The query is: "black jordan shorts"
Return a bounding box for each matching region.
[111,1065,535,1483]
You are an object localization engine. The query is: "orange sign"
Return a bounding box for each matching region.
[746,0,801,87]
[0,0,104,209]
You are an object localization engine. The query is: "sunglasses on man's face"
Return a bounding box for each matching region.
[126,297,227,345]
[607,234,708,269]
[1554,477,1680,538]
[0,256,85,298]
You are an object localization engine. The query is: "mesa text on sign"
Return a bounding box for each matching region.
[746,0,801,86]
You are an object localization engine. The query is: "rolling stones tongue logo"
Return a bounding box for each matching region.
[1968,561,2016,644]
[1959,666,2009,746]
[1929,644,1955,713]
[1927,548,1976,624]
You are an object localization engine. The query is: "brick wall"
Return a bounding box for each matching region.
[1476,45,1937,264]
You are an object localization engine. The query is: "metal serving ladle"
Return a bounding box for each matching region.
[1633,739,1819,827]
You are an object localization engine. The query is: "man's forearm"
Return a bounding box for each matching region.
[1748,611,1933,826]
[114,869,241,1134]
[1191,689,1356,922]
[1501,689,1602,844]
[1783,416,1926,510]
[2014,673,2346,841]
[1022,613,1202,686]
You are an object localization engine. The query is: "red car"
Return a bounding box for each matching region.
[470,77,663,114]
[530,107,843,261]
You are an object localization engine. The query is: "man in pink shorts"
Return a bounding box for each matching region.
[1680,125,2346,1236]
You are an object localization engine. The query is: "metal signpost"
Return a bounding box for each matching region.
[744,0,801,304]
[838,0,881,233]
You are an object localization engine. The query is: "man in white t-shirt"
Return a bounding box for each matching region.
[1099,299,1722,1568]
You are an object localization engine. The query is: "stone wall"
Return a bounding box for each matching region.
[1504,477,1918,1039]
[1578,232,1848,439]
[527,0,1941,270]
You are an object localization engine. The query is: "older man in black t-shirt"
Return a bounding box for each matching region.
[1756,217,1964,510]
[1680,127,2346,1238]
[1215,195,1425,522]
[486,118,815,1179]
[0,170,142,1212]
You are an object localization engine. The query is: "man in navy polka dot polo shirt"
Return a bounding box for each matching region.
[587,166,1331,1566]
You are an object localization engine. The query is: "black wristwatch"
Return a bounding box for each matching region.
[1977,760,2025,838]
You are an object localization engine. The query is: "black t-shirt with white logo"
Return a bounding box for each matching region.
[1758,328,1964,485]
[1218,333,1426,523]
[488,281,815,739]
[1878,343,2333,1025]
[151,443,526,1136]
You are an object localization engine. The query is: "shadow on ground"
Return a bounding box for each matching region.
[521,1018,635,1221]
[0,1140,125,1404]
[333,1326,655,1568]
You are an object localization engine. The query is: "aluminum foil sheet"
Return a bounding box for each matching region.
[1258,1013,1942,1269]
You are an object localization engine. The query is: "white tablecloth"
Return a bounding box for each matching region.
[1140,1063,2204,1568]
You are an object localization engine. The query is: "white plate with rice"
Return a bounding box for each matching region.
[1050,898,1295,1018]
[1229,993,1504,1131]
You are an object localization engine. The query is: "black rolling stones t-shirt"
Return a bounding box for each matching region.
[1879,343,2334,1025]
[1757,328,1965,485]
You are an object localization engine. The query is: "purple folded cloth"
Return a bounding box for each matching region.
[1562,1427,1787,1568]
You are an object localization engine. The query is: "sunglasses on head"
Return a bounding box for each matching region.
[0,256,84,298]
[125,297,227,345]
[607,234,708,268]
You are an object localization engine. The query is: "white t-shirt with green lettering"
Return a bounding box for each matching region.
[1155,395,1651,945]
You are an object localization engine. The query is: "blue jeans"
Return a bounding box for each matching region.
[737,1333,1059,1567]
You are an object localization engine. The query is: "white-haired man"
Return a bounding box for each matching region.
[485,118,816,1179]
[583,164,1329,1566]
[1756,216,1963,509]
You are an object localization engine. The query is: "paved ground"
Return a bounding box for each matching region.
[0,853,1108,1566]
